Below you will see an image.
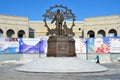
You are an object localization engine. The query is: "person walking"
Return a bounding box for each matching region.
[95,55,100,64]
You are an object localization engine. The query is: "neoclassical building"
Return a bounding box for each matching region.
[0,14,120,38]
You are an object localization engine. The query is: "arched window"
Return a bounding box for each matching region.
[18,30,25,38]
[0,29,3,37]
[87,30,95,38]
[97,30,106,37]
[108,29,117,37]
[6,29,15,37]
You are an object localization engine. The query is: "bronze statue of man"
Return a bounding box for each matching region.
[51,9,64,36]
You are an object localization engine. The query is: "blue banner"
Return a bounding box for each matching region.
[19,38,47,54]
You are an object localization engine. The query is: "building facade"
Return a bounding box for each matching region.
[0,14,120,38]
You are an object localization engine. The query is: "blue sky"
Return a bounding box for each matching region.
[0,0,120,21]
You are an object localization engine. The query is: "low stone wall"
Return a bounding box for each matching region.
[0,54,46,61]
[77,53,120,63]
[0,54,21,61]
[110,53,120,62]
[0,53,120,63]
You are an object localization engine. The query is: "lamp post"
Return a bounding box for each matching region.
[85,40,88,60]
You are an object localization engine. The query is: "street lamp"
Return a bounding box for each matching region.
[85,40,88,60]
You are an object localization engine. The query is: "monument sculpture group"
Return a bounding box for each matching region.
[43,5,76,57]
[15,5,108,73]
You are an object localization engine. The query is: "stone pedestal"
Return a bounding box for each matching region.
[47,36,76,57]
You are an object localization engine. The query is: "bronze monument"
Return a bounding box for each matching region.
[43,5,76,57]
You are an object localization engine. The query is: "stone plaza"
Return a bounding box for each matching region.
[0,61,120,80]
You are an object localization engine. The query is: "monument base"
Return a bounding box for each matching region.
[15,57,108,73]
[47,36,76,57]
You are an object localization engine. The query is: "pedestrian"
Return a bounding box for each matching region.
[95,55,100,64]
